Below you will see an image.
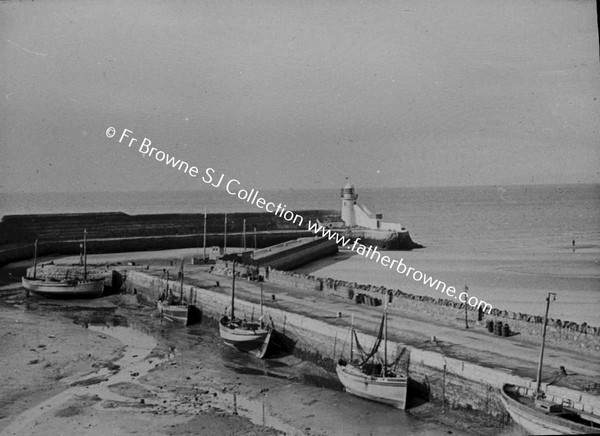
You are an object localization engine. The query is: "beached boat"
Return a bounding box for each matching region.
[157,299,189,325]
[501,293,600,434]
[22,233,104,298]
[157,260,192,325]
[500,384,599,435]
[336,296,407,409]
[219,261,272,358]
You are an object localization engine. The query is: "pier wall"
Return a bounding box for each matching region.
[242,237,339,270]
[211,262,600,352]
[0,209,422,266]
[121,270,600,418]
[0,210,340,265]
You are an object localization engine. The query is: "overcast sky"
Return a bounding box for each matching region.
[1,0,598,193]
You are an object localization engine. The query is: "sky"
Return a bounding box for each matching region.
[1,0,599,193]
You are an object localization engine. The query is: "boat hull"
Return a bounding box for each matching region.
[219,316,270,352]
[336,362,407,409]
[22,277,104,298]
[157,300,189,325]
[500,384,598,435]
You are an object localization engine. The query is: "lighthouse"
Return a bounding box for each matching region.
[340,182,358,227]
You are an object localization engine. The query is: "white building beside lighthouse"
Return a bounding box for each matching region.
[340,182,404,231]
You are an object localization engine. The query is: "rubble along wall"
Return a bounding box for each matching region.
[210,261,600,352]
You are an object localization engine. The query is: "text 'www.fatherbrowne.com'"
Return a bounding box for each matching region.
[105,126,492,314]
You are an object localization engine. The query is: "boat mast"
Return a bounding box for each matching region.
[179,258,184,303]
[231,261,236,320]
[203,207,207,261]
[243,219,246,250]
[224,213,228,255]
[535,292,556,398]
[260,280,264,328]
[383,292,388,375]
[32,239,38,279]
[350,313,354,362]
[83,229,87,280]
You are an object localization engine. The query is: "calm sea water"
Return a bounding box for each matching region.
[1,184,599,253]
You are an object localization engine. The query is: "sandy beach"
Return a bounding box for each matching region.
[294,246,600,326]
[0,251,516,436]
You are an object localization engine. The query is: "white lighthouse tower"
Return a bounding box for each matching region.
[340,181,358,227]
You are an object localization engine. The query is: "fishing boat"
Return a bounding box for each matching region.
[157,260,191,325]
[501,384,599,435]
[336,295,408,409]
[219,261,272,358]
[22,232,104,298]
[500,293,600,435]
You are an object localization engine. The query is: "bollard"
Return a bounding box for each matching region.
[486,320,494,333]
[495,321,503,336]
[502,324,510,337]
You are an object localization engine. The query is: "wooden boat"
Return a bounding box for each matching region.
[336,296,407,409]
[22,233,104,299]
[157,260,191,326]
[501,293,600,434]
[219,261,272,357]
[157,299,189,325]
[500,384,599,435]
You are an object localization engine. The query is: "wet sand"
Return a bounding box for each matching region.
[0,257,514,436]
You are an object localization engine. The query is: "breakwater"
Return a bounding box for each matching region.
[117,269,600,419]
[237,237,338,270]
[0,210,420,265]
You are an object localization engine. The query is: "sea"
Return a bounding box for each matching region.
[1,184,599,251]
[1,183,599,324]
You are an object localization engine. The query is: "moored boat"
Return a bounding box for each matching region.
[157,259,193,326]
[500,293,600,434]
[500,384,599,435]
[157,299,189,325]
[22,232,104,299]
[22,277,104,298]
[219,261,272,357]
[336,296,407,409]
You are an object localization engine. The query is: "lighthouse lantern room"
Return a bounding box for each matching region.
[341,182,358,227]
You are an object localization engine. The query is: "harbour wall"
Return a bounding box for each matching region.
[118,270,600,418]
[0,210,420,265]
[235,264,600,352]
[28,260,600,352]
